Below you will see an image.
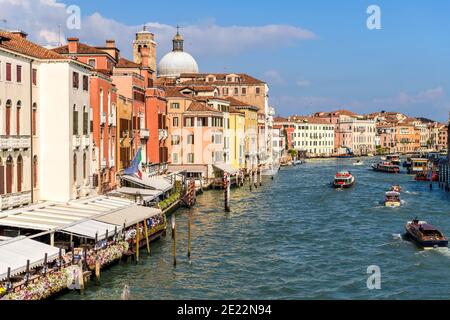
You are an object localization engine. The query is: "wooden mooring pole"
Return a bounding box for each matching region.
[224,172,230,212]
[135,223,140,262]
[187,213,191,261]
[144,219,151,255]
[172,215,177,267]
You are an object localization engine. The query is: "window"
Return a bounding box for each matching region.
[16,65,22,83]
[171,135,180,146]
[73,72,79,89]
[171,102,180,109]
[73,154,77,186]
[5,100,11,135]
[256,87,261,95]
[83,153,87,181]
[173,117,179,127]
[83,106,89,135]
[172,153,179,164]
[73,105,79,135]
[242,87,247,95]
[187,153,195,164]
[32,68,37,85]
[6,63,11,81]
[187,134,194,145]
[185,117,193,127]
[17,155,23,192]
[223,87,229,96]
[16,101,21,135]
[83,75,89,91]
[32,103,37,136]
[6,156,13,194]
[33,156,38,188]
[234,87,238,95]
[88,59,96,68]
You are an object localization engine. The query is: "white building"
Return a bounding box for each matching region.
[0,30,92,209]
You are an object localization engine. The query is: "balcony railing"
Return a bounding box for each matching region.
[0,191,32,210]
[0,136,31,150]
[82,136,90,148]
[100,112,106,125]
[140,129,150,139]
[73,135,81,149]
[108,113,116,127]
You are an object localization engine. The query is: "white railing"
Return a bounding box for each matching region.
[100,112,106,125]
[0,191,32,210]
[159,129,168,141]
[73,135,81,149]
[0,136,31,150]
[140,129,150,139]
[108,113,116,127]
[82,136,90,148]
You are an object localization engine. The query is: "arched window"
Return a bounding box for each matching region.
[6,156,13,194]
[73,153,77,186]
[0,157,4,195]
[83,153,87,182]
[33,155,38,188]
[16,101,22,135]
[73,105,78,135]
[5,100,12,135]
[83,106,88,135]
[17,155,23,192]
[32,103,37,136]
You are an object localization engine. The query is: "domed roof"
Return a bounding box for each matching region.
[157,29,199,78]
[158,51,199,78]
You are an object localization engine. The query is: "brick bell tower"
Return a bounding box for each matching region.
[133,25,157,79]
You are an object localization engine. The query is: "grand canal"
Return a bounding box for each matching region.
[61,157,450,300]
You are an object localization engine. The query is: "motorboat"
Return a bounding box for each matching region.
[353,160,364,166]
[405,219,448,249]
[415,171,439,182]
[372,162,400,173]
[385,191,401,208]
[333,171,355,189]
[292,160,304,166]
[391,185,402,193]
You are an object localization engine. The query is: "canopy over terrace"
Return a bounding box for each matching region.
[120,175,173,193]
[213,163,239,175]
[94,206,162,228]
[0,236,60,281]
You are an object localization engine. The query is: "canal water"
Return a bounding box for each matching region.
[61,158,450,300]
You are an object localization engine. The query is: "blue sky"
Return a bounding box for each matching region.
[2,0,449,121]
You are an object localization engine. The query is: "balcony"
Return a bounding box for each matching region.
[140,129,150,139]
[82,136,90,148]
[0,191,32,210]
[101,158,107,169]
[0,136,31,150]
[100,112,106,126]
[73,135,81,149]
[108,113,116,127]
[159,129,168,141]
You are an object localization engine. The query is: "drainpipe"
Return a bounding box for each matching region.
[30,59,34,203]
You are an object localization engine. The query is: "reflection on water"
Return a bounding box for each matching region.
[60,157,450,300]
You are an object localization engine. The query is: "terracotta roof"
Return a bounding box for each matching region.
[223,97,259,112]
[229,106,245,115]
[116,57,141,68]
[0,31,65,60]
[288,116,332,125]
[179,73,266,85]
[186,101,222,114]
[53,42,108,56]
[164,87,190,99]
[178,85,217,92]
[274,116,289,123]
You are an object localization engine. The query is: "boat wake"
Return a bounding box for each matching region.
[392,233,403,240]
[405,191,419,195]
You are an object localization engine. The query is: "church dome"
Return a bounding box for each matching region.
[157,29,199,78]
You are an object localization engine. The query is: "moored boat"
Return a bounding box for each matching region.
[415,171,439,182]
[405,219,448,249]
[385,191,401,208]
[333,171,355,189]
[372,162,400,173]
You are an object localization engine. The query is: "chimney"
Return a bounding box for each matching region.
[10,30,28,39]
[106,40,116,48]
[67,37,79,54]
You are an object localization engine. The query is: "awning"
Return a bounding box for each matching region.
[94,206,162,228]
[0,237,60,281]
[167,165,208,174]
[61,220,121,240]
[116,187,163,198]
[213,163,239,175]
[121,175,173,193]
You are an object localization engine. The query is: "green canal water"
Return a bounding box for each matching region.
[60,157,450,300]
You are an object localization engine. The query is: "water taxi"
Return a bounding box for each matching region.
[405,219,448,249]
[372,162,400,173]
[391,185,402,193]
[333,171,355,189]
[385,191,401,207]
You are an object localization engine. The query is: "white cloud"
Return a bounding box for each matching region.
[263,70,286,85]
[0,0,317,60]
[296,80,311,87]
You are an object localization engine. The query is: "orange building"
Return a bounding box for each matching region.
[395,121,420,154]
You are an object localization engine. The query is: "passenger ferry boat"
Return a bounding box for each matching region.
[405,219,448,249]
[372,162,400,173]
[333,171,355,189]
[385,191,401,207]
[382,154,401,166]
[407,158,429,174]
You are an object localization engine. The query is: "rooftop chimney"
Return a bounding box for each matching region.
[106,40,116,48]
[67,37,79,54]
[10,30,28,39]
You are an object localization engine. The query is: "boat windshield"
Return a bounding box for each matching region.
[422,230,442,237]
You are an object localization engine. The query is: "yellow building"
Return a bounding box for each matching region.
[226,98,259,171]
[229,107,246,169]
[116,95,133,172]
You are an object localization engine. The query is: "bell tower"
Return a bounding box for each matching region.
[133,25,157,73]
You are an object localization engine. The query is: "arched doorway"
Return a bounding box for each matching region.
[16,101,22,135]
[17,155,23,192]
[6,156,13,194]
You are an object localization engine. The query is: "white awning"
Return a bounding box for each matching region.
[0,237,60,281]
[94,206,162,228]
[121,175,173,193]
[116,187,163,198]
[167,165,207,174]
[61,220,121,240]
[213,163,239,175]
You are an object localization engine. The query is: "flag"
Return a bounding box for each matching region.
[124,148,143,179]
